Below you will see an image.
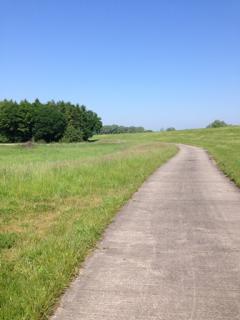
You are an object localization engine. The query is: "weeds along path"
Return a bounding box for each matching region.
[52,144,240,320]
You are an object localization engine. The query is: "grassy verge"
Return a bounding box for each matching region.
[0,140,177,320]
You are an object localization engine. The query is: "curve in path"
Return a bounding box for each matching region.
[52,144,240,320]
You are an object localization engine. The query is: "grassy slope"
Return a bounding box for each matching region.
[0,139,177,320]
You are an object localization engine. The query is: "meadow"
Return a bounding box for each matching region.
[0,138,177,320]
[1,125,240,320]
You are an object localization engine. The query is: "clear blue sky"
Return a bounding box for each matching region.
[1,0,240,130]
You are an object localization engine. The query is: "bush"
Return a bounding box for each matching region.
[61,125,83,142]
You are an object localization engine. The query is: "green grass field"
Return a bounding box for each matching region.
[1,126,240,320]
[0,139,177,320]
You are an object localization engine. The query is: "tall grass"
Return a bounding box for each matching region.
[0,140,177,320]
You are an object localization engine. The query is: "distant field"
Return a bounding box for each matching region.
[0,139,177,319]
[99,126,240,187]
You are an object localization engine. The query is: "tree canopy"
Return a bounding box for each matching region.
[166,127,176,131]
[207,120,228,128]
[0,99,102,143]
[100,125,148,134]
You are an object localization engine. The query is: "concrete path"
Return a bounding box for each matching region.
[51,145,240,320]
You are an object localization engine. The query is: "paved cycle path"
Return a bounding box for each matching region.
[52,145,240,320]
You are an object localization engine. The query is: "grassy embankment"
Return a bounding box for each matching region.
[0,138,177,320]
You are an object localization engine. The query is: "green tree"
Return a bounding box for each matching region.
[0,100,34,142]
[100,124,146,134]
[58,104,102,141]
[83,110,102,139]
[0,99,102,143]
[207,120,228,128]
[33,105,67,142]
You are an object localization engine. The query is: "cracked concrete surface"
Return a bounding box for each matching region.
[51,144,240,320]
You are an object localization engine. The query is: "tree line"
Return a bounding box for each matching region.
[0,99,102,143]
[100,124,151,134]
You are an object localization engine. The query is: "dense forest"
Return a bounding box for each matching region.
[100,124,151,134]
[0,99,102,143]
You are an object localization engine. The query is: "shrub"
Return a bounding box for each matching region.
[61,125,83,142]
